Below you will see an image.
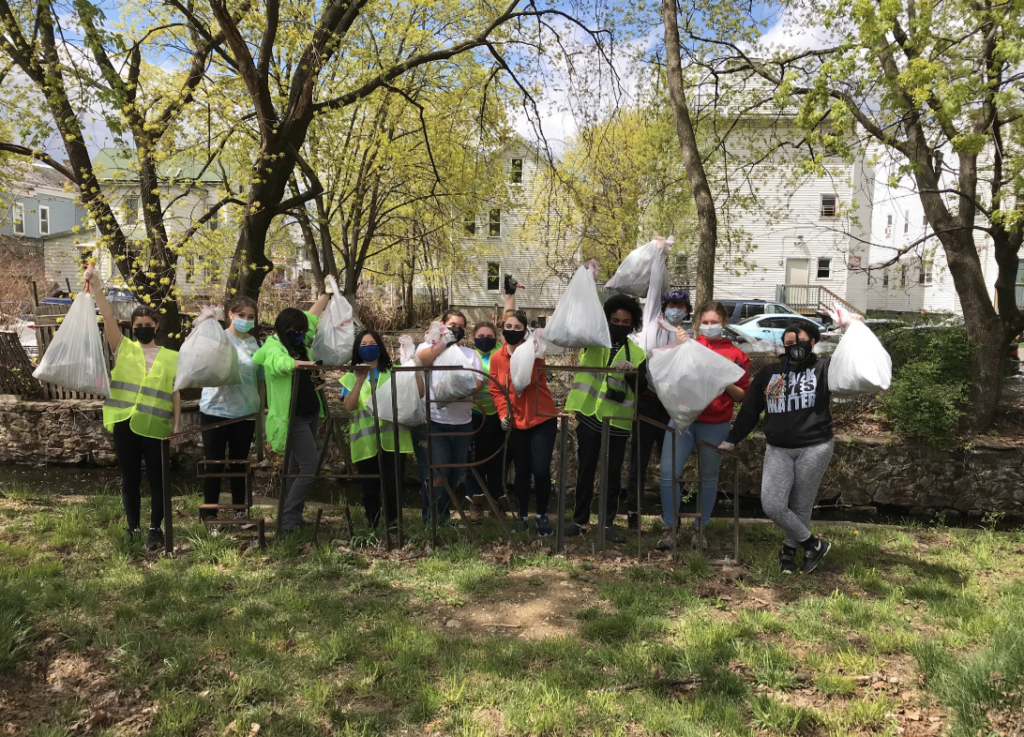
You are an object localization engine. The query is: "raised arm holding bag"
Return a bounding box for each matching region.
[310,276,355,366]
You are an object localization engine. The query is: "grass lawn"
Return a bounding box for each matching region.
[1,481,1023,737]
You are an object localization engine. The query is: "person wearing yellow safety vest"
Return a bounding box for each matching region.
[85,264,181,552]
[464,274,520,511]
[564,293,647,543]
[252,295,331,534]
[340,329,421,529]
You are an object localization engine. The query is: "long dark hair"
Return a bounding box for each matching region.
[274,307,309,359]
[351,329,393,372]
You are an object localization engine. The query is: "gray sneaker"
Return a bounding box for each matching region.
[690,528,707,551]
[656,527,676,551]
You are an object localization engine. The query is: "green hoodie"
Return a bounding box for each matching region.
[252,311,323,453]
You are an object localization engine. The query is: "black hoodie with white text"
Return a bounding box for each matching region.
[726,355,833,449]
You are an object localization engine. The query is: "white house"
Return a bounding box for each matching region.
[448,138,579,325]
[865,147,1006,316]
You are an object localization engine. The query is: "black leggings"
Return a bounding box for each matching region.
[574,419,629,526]
[200,413,256,517]
[111,419,164,530]
[355,451,400,528]
[465,412,506,500]
[510,418,557,518]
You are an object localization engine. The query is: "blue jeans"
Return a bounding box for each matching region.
[659,420,731,528]
[413,420,472,524]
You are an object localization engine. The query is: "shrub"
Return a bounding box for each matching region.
[878,325,973,445]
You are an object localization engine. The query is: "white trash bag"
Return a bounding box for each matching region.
[510,328,548,394]
[33,290,111,397]
[604,236,674,297]
[544,261,612,349]
[649,318,746,432]
[827,307,892,395]
[375,335,426,426]
[310,276,355,366]
[174,312,241,391]
[430,344,479,402]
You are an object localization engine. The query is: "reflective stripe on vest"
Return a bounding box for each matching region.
[102,340,178,439]
[473,347,498,415]
[565,343,646,431]
[343,370,412,463]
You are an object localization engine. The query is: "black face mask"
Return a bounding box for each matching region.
[474,336,497,353]
[502,328,527,346]
[134,326,156,344]
[609,323,632,344]
[448,325,465,344]
[784,340,814,363]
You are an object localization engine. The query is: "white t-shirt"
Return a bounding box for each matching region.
[416,342,483,426]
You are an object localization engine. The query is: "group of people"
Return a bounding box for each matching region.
[84,253,842,574]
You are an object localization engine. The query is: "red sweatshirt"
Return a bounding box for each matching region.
[488,343,557,430]
[695,335,751,424]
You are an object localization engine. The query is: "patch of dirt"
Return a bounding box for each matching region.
[427,569,597,640]
[0,645,156,736]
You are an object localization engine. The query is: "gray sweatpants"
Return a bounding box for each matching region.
[281,415,320,531]
[761,440,834,548]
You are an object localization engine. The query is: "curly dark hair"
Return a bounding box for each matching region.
[783,319,820,344]
[603,293,643,332]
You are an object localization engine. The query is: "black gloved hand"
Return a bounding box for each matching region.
[504,274,519,295]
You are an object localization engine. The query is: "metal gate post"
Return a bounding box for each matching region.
[425,368,437,548]
[161,438,173,555]
[696,441,704,560]
[556,414,568,553]
[671,430,679,561]
[391,370,404,549]
[733,457,740,564]
[595,417,611,555]
[368,376,391,552]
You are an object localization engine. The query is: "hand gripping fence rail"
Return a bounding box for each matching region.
[157,361,748,562]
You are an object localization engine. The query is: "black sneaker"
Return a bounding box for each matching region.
[518,517,530,533]
[564,521,584,537]
[627,513,640,531]
[146,527,164,551]
[780,546,797,575]
[604,525,626,544]
[536,515,553,537]
[801,539,832,573]
[127,526,142,541]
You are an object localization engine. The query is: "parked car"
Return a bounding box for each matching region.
[717,299,796,323]
[732,313,832,344]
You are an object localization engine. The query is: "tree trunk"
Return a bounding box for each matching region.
[404,252,416,327]
[662,0,717,307]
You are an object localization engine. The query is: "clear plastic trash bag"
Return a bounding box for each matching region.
[430,345,479,402]
[32,291,111,397]
[174,316,241,391]
[826,310,892,396]
[604,236,674,297]
[649,319,746,432]
[510,328,548,394]
[375,335,426,426]
[544,261,612,349]
[310,276,355,366]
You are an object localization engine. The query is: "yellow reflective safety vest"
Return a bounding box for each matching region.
[340,371,413,463]
[102,340,178,439]
[473,346,500,416]
[565,340,646,431]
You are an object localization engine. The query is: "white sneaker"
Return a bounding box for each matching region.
[235,510,256,530]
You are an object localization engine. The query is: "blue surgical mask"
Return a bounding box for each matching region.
[288,330,305,346]
[358,344,381,363]
[700,324,724,339]
[233,317,254,333]
[664,307,687,326]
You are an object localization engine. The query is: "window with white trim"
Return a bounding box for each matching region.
[463,214,476,236]
[510,159,523,184]
[488,209,501,237]
[486,262,500,291]
[885,214,892,237]
[12,203,24,235]
[124,197,139,226]
[919,261,933,285]
[820,194,837,218]
[207,206,219,231]
[817,257,832,279]
[899,265,907,288]
[883,269,889,287]
[38,205,49,235]
[904,210,910,233]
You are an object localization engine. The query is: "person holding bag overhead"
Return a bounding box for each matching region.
[196,296,264,533]
[340,329,420,529]
[488,308,558,536]
[658,301,749,552]
[85,264,181,551]
[565,293,647,543]
[253,292,331,534]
